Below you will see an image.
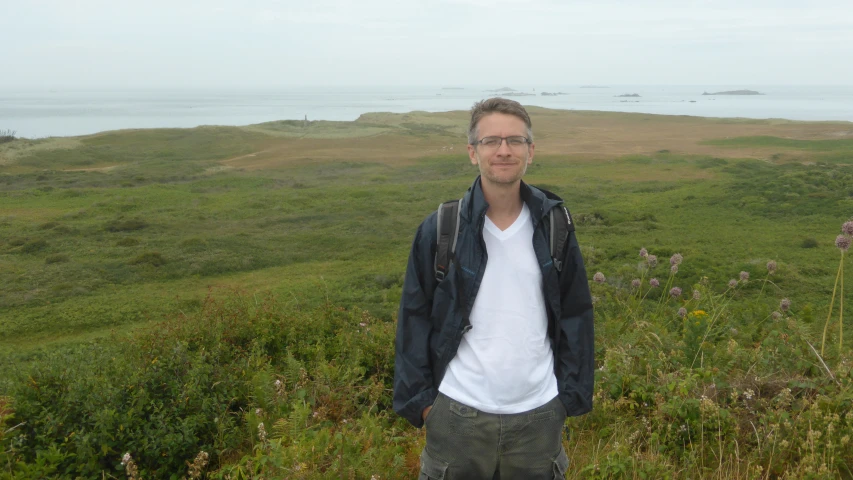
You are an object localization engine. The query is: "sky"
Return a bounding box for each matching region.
[2,0,853,88]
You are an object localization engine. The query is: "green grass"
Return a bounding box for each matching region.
[703,135,853,164]
[1,114,852,478]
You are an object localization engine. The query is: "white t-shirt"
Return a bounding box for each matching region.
[439,203,558,414]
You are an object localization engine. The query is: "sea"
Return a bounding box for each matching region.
[2,85,852,139]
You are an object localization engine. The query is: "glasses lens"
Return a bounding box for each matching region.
[480,136,502,148]
[477,136,529,150]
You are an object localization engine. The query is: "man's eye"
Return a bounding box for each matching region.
[482,138,500,146]
[507,137,525,146]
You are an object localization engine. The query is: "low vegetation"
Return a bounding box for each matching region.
[0,110,851,478]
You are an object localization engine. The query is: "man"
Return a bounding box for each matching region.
[393,98,594,479]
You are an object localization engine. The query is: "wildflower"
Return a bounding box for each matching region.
[692,310,706,316]
[631,278,640,288]
[744,389,755,400]
[669,287,682,298]
[647,255,658,268]
[258,422,267,443]
[767,260,777,274]
[670,265,678,275]
[255,408,263,416]
[649,278,660,288]
[780,298,791,312]
[836,234,851,252]
[740,271,749,282]
[313,411,320,418]
[274,379,284,397]
[771,311,782,320]
[639,247,648,258]
[843,220,853,236]
[678,307,687,318]
[188,451,210,479]
[593,272,606,283]
[693,290,700,300]
[359,322,367,327]
[670,253,683,266]
[121,453,139,480]
[728,279,737,288]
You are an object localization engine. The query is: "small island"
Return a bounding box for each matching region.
[488,87,517,92]
[615,93,641,98]
[541,92,569,96]
[702,90,763,95]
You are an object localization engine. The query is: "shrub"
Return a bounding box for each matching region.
[44,254,69,264]
[129,252,166,266]
[20,238,48,253]
[801,237,819,248]
[115,237,140,247]
[0,129,15,143]
[104,218,148,232]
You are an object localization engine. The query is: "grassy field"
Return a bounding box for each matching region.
[0,108,852,478]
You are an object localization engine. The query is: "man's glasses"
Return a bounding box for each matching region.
[472,136,532,151]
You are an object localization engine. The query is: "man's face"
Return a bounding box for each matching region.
[468,113,535,188]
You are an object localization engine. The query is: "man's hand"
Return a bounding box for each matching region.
[422,405,432,422]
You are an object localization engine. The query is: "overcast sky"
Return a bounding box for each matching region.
[3,0,852,88]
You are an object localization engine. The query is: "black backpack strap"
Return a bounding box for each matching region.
[549,205,574,272]
[434,198,462,282]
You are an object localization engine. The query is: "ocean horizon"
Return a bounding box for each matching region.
[2,85,852,139]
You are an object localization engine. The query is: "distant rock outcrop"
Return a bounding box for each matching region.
[541,92,568,96]
[702,90,763,95]
[488,87,517,92]
[615,93,641,98]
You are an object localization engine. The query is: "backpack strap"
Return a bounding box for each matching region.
[549,205,574,272]
[434,198,462,282]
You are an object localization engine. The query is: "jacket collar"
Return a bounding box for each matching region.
[461,176,562,227]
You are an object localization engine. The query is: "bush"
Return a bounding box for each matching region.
[0,129,15,144]
[801,237,819,248]
[44,254,69,264]
[115,237,140,247]
[129,252,166,266]
[104,218,148,232]
[20,238,48,253]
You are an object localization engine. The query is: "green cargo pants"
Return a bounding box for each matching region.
[419,392,570,480]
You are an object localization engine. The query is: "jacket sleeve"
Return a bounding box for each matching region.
[556,229,595,417]
[393,219,438,428]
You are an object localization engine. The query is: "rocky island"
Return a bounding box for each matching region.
[541,92,569,96]
[616,93,641,97]
[702,90,763,95]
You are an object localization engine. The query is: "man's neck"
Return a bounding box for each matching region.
[481,179,524,230]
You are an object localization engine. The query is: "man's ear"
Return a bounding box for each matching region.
[468,144,478,165]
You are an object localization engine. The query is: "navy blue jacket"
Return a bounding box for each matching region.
[393,177,595,428]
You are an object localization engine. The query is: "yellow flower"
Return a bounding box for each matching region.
[691,310,707,317]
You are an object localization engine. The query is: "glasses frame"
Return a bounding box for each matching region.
[471,136,532,150]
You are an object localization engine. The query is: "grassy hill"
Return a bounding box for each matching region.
[0,109,852,478]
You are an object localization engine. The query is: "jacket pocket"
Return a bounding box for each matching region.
[419,448,449,480]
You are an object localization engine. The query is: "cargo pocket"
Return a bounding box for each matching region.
[552,447,569,479]
[419,448,449,480]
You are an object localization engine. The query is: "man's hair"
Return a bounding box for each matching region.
[467,97,533,145]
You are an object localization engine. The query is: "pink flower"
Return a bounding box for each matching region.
[728,279,737,288]
[669,287,682,298]
[843,220,853,236]
[670,265,678,275]
[649,278,660,288]
[678,307,687,318]
[639,248,648,258]
[593,272,606,284]
[780,298,791,312]
[767,260,777,274]
[740,271,749,282]
[670,253,683,266]
[836,234,851,252]
[647,255,658,268]
[771,311,782,320]
[631,278,641,288]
